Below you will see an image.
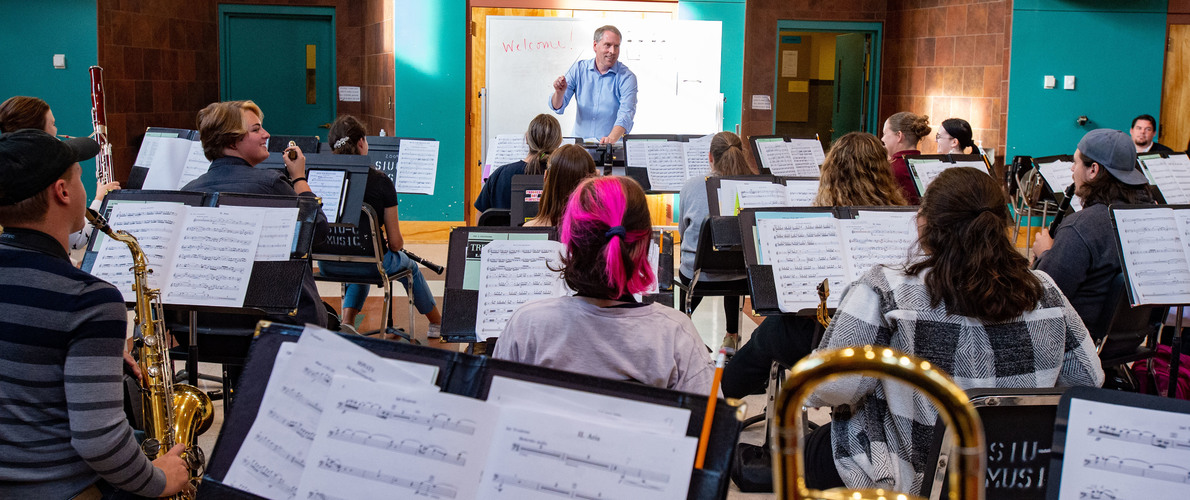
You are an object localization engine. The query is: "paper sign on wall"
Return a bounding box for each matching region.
[781,50,799,78]
[751,95,772,110]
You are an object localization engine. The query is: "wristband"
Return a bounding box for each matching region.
[289,176,308,186]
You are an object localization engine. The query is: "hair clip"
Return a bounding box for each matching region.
[333,136,350,149]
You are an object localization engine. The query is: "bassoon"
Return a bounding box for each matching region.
[89,66,115,184]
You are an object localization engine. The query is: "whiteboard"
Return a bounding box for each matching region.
[484,17,722,160]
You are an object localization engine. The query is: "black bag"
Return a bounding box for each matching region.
[730,442,774,492]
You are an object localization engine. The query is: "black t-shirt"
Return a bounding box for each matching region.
[363,168,399,245]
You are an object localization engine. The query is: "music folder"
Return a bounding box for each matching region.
[904,153,993,200]
[259,152,370,226]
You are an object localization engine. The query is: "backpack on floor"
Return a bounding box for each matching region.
[1133,344,1190,399]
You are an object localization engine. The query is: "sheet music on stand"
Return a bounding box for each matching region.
[623,134,714,192]
[258,152,370,226]
[1033,155,1083,211]
[129,127,211,190]
[905,154,993,197]
[749,135,825,177]
[707,175,819,216]
[739,207,919,313]
[482,134,530,180]
[360,136,439,195]
[1046,387,1190,500]
[1109,205,1190,305]
[1138,152,1190,204]
[202,323,738,500]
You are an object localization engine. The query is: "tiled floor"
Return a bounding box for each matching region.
[181,241,787,499]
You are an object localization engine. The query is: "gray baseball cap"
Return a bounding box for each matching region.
[1077,128,1147,185]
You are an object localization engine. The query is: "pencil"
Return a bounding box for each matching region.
[694,347,727,469]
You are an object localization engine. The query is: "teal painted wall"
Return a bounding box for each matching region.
[0,0,99,200]
[1005,0,1166,159]
[679,0,745,133]
[392,0,467,221]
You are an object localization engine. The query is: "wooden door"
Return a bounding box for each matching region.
[1160,24,1190,151]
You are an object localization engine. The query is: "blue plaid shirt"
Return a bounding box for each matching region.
[549,58,638,140]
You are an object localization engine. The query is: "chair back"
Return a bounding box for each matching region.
[922,388,1063,500]
[693,217,746,274]
[312,205,387,269]
[478,208,512,227]
[1091,273,1163,365]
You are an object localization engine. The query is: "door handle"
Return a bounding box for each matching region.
[318,123,331,129]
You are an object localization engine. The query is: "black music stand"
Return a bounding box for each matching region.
[904,153,993,201]
[258,152,369,226]
[198,322,744,500]
[623,134,712,194]
[509,174,544,226]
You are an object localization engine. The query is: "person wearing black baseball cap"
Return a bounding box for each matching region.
[1033,128,1153,328]
[0,129,189,498]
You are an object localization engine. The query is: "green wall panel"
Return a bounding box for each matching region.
[0,0,99,200]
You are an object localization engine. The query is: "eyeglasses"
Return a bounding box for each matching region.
[936,133,952,141]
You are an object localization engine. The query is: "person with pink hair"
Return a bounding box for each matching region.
[493,176,714,394]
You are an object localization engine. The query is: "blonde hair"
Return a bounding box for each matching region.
[197,100,263,161]
[815,132,908,207]
[886,111,931,144]
[709,131,752,176]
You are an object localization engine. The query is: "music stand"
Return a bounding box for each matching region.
[509,174,544,226]
[258,152,370,226]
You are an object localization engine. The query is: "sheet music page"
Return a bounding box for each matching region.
[644,141,688,191]
[1113,208,1190,305]
[306,170,346,224]
[395,139,439,195]
[1142,155,1190,204]
[789,138,826,166]
[476,405,696,500]
[486,376,690,436]
[1054,397,1190,499]
[1036,159,1076,194]
[757,216,847,312]
[295,375,494,500]
[484,134,529,178]
[474,239,567,338]
[160,206,261,307]
[133,133,166,168]
[755,138,797,176]
[175,141,212,189]
[840,212,919,281]
[909,160,954,193]
[783,179,820,206]
[683,134,713,180]
[736,183,792,210]
[140,136,194,190]
[786,139,822,177]
[625,139,657,168]
[245,207,299,261]
[222,326,438,499]
[89,202,187,302]
[717,180,775,216]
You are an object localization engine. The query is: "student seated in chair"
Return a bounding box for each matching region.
[474,114,562,212]
[317,115,443,337]
[678,131,754,351]
[801,167,1103,493]
[494,176,714,394]
[881,111,932,204]
[1032,128,1152,328]
[183,100,329,327]
[722,132,906,398]
[523,144,597,227]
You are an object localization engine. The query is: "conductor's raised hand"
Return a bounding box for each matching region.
[153,444,190,497]
[553,76,568,93]
[283,144,306,180]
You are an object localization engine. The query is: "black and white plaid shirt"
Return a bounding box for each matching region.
[808,265,1104,493]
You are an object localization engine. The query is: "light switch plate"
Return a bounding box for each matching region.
[1044,75,1056,89]
[53,54,66,69]
[1064,75,1076,90]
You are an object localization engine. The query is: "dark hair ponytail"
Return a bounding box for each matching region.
[328,115,367,155]
[941,118,976,153]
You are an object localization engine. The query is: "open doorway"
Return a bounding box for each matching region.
[773,22,881,153]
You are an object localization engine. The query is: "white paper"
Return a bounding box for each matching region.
[1055,397,1190,499]
[484,134,530,178]
[717,180,776,216]
[1114,208,1190,305]
[337,86,361,102]
[644,141,689,191]
[247,207,299,261]
[474,239,568,338]
[786,139,823,176]
[758,217,847,312]
[647,238,661,295]
[1140,155,1190,204]
[1036,159,1076,195]
[306,170,346,224]
[295,376,493,500]
[141,136,195,190]
[755,139,797,176]
[477,405,696,500]
[736,183,792,210]
[840,213,918,280]
[161,206,262,307]
[395,139,439,195]
[751,95,772,110]
[90,202,187,302]
[176,142,212,189]
[487,377,690,436]
[223,326,438,499]
[625,139,656,168]
[683,134,714,181]
[783,179,820,206]
[781,50,798,78]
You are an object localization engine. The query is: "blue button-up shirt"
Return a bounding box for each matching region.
[548,58,638,140]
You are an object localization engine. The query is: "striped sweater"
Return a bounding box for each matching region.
[0,228,165,498]
[808,265,1104,494]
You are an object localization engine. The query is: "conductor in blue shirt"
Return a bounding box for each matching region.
[549,25,638,144]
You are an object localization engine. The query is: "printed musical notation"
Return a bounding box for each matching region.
[396,139,440,195]
[162,207,261,307]
[1079,486,1121,500]
[307,170,347,224]
[474,239,567,337]
[484,134,530,178]
[327,428,467,466]
[637,136,716,192]
[90,202,186,301]
[315,458,459,498]
[1112,208,1190,305]
[511,442,670,485]
[1089,425,1190,452]
[784,180,819,207]
[1138,154,1190,204]
[337,399,477,435]
[490,474,611,498]
[753,138,824,177]
[238,458,298,498]
[1082,454,1190,484]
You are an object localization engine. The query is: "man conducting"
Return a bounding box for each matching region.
[549,25,638,144]
[0,129,187,498]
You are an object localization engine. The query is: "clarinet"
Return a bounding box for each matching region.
[1049,184,1076,237]
[89,66,115,185]
[402,249,444,275]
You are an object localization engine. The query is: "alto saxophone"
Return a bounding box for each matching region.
[87,209,214,498]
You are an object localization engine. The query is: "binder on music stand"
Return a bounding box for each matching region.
[623,133,715,193]
[904,153,994,201]
[258,152,371,226]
